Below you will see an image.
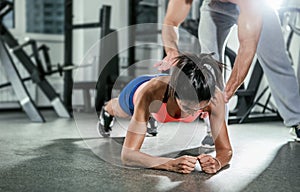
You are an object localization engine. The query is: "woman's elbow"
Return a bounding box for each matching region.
[121,149,130,165]
[121,148,136,166]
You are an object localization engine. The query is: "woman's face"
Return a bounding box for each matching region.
[176,98,211,115]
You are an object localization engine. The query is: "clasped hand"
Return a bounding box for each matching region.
[169,154,221,174]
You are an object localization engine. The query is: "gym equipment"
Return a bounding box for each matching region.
[0,62,91,89]
[64,1,119,114]
[0,1,71,122]
[94,5,119,115]
[225,49,281,124]
[0,39,44,122]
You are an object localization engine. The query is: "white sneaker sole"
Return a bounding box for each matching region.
[97,121,111,138]
[201,144,215,149]
[289,128,300,141]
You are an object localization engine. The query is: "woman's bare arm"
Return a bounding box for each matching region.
[121,80,197,173]
[211,89,233,165]
[198,89,232,173]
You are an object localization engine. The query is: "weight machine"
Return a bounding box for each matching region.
[0,1,71,122]
[64,1,119,115]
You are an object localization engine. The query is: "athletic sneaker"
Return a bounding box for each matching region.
[201,133,215,148]
[290,124,300,141]
[97,106,114,137]
[146,117,158,137]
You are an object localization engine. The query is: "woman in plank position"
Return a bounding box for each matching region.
[98,53,232,174]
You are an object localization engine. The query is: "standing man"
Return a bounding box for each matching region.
[157,0,300,142]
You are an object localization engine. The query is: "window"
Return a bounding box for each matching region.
[2,0,14,28]
[26,0,64,34]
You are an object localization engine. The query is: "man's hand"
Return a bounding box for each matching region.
[154,50,179,71]
[197,154,221,174]
[168,155,197,174]
[224,86,235,103]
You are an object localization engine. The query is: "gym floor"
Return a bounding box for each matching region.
[0,110,299,192]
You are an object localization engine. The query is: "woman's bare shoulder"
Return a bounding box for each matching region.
[132,75,169,116]
[141,75,169,97]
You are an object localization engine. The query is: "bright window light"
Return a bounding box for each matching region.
[266,0,284,10]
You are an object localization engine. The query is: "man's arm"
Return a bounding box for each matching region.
[155,0,192,70]
[224,0,263,102]
[162,0,192,54]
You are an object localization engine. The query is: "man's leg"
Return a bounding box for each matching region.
[298,51,300,94]
[199,0,238,60]
[256,3,300,128]
[199,0,238,147]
